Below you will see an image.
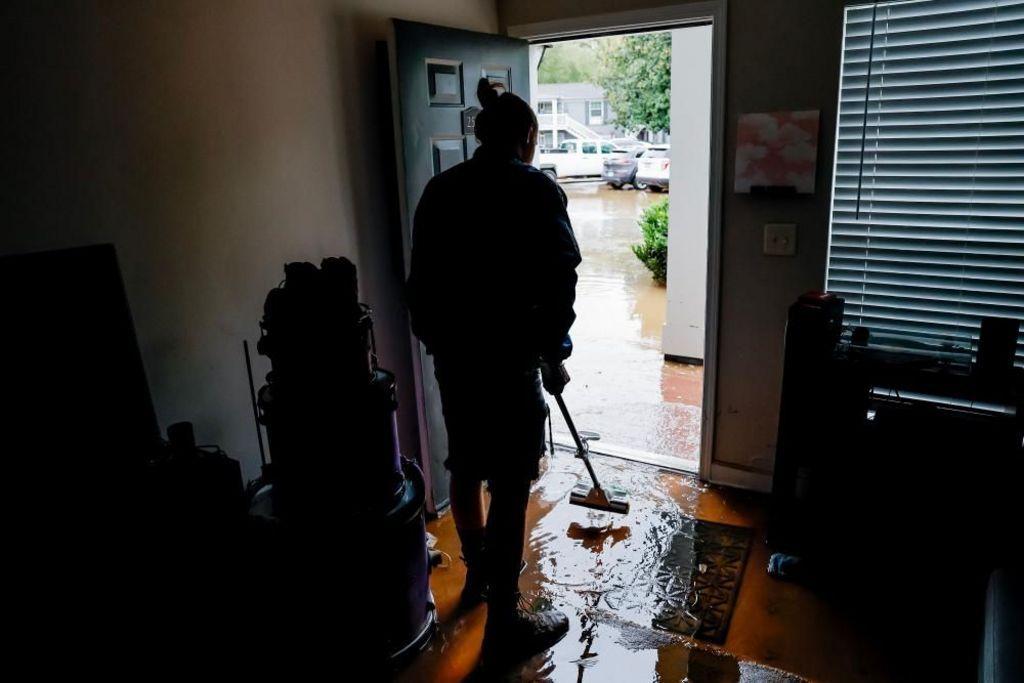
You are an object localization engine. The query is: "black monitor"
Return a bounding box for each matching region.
[2,244,160,489]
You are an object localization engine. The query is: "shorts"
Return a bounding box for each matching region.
[434,357,547,483]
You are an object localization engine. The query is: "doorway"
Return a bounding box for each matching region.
[388,3,725,511]
[523,24,715,473]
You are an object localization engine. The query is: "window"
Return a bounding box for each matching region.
[588,100,604,125]
[537,101,553,115]
[582,143,597,154]
[826,0,1024,366]
[601,144,614,153]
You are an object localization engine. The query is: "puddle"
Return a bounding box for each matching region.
[402,459,805,683]
[558,182,702,467]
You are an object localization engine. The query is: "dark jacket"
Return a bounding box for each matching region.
[407,145,581,370]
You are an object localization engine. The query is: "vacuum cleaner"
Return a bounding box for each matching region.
[251,257,436,669]
[551,390,630,515]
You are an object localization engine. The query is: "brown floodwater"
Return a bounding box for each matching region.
[557,182,702,468]
[399,457,811,682]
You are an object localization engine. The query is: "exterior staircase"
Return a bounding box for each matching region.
[537,112,605,143]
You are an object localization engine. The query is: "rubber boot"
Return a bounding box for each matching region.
[482,593,570,665]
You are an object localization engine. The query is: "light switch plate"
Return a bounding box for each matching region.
[764,223,797,256]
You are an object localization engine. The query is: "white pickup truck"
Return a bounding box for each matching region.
[535,140,629,180]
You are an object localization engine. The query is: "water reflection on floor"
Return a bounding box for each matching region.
[558,182,702,468]
[400,458,810,682]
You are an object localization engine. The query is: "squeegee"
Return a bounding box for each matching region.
[552,393,630,515]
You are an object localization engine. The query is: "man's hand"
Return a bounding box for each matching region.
[540,361,570,396]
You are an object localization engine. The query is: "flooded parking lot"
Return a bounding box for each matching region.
[557,182,702,469]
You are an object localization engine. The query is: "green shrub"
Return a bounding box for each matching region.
[632,199,668,284]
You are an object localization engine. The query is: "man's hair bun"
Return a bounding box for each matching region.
[476,77,500,109]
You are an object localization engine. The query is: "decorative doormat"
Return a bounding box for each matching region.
[649,514,753,643]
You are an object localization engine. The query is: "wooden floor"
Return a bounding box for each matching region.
[397,455,898,682]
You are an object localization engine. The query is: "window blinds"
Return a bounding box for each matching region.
[826,0,1024,366]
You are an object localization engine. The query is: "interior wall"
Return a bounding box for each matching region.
[500,0,847,476]
[5,0,498,481]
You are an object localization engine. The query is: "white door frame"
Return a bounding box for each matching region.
[508,1,728,485]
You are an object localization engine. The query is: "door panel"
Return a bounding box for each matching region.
[389,20,529,510]
[430,136,466,175]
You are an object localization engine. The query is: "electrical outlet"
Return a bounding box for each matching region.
[764,223,797,256]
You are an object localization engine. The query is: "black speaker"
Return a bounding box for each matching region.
[976,317,1020,382]
[769,292,845,551]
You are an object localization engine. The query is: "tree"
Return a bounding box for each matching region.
[597,33,671,134]
[537,42,599,84]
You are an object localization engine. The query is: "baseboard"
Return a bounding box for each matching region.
[664,354,704,366]
[709,462,772,493]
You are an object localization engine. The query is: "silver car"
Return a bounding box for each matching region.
[635,146,670,192]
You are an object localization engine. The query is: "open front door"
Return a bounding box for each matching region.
[388,20,529,511]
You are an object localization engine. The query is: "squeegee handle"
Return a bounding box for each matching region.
[552,393,603,492]
[552,394,584,452]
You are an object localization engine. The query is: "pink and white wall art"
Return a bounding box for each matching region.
[734,110,820,194]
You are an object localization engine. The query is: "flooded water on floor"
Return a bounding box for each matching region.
[400,458,807,682]
[558,182,702,468]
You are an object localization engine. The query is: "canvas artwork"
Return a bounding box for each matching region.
[734,110,820,194]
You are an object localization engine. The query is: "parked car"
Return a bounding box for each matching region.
[609,137,651,153]
[602,148,649,190]
[635,146,670,191]
[536,140,629,180]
